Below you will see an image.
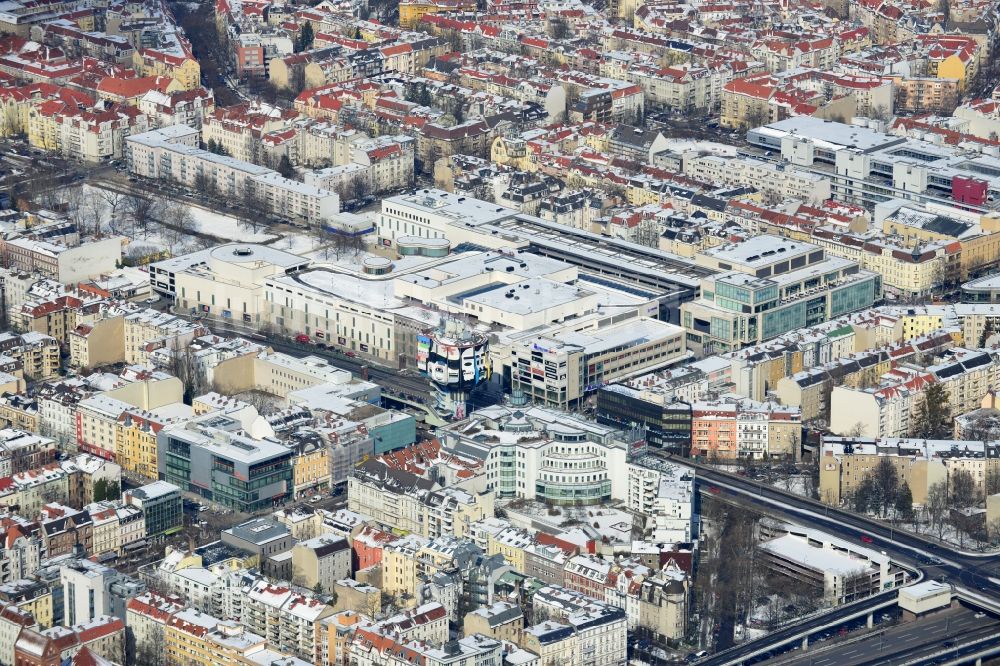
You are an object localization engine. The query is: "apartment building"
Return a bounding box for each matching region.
[14,616,125,666]
[123,309,206,365]
[0,429,53,478]
[201,103,297,163]
[26,98,149,162]
[0,237,122,285]
[830,348,1000,438]
[810,227,960,299]
[137,87,215,130]
[879,202,1000,281]
[774,330,953,421]
[115,405,194,481]
[348,458,493,538]
[683,154,832,205]
[819,436,1000,505]
[126,126,339,226]
[626,462,695,542]
[895,77,960,114]
[290,536,350,594]
[398,0,477,28]
[351,630,502,666]
[689,396,802,460]
[132,32,201,90]
[243,579,335,662]
[0,517,43,584]
[531,585,627,666]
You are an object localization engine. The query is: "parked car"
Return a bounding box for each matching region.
[295,333,311,344]
[345,351,357,358]
[860,535,874,543]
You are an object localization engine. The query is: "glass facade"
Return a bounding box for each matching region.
[829,281,878,317]
[163,437,191,490]
[535,479,611,504]
[143,493,182,536]
[596,388,692,455]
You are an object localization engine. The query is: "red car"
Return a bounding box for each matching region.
[294,334,311,344]
[860,535,874,544]
[345,351,357,358]
[708,486,721,495]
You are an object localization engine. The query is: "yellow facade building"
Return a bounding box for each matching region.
[882,212,1000,281]
[0,395,38,431]
[292,441,331,499]
[132,49,201,91]
[115,412,164,481]
[818,437,1000,506]
[398,0,476,29]
[319,611,368,666]
[486,529,532,573]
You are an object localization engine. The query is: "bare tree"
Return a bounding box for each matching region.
[14,161,61,209]
[289,64,306,95]
[986,468,1000,497]
[99,189,127,234]
[871,458,899,517]
[132,627,166,666]
[124,193,164,240]
[949,469,978,509]
[925,480,949,540]
[81,188,109,236]
[62,187,89,236]
[321,227,365,260]
[194,170,214,199]
[0,103,21,137]
[161,200,196,248]
[548,16,572,39]
[841,570,873,604]
[167,337,209,403]
[235,389,281,416]
[238,183,268,233]
[870,104,890,121]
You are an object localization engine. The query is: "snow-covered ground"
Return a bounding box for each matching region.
[770,475,811,496]
[187,206,276,242]
[270,233,323,255]
[77,184,205,255]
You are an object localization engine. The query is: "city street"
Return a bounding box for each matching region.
[774,607,998,666]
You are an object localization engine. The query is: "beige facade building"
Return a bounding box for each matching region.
[69,315,125,369]
[817,437,1000,506]
[830,348,999,438]
[348,458,494,540]
[290,535,350,593]
[521,621,579,666]
[464,601,524,644]
[126,126,339,226]
[0,332,60,380]
[167,244,310,328]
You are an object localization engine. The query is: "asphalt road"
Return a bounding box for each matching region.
[773,608,998,666]
[259,335,433,399]
[678,457,1000,594]
[665,456,1000,665]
